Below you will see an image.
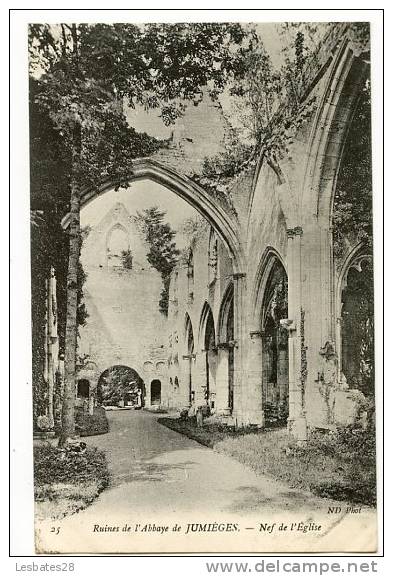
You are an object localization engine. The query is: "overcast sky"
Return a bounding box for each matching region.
[82,23,285,249]
[81,180,199,250]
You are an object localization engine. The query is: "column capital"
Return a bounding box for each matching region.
[218,340,237,349]
[232,272,246,280]
[280,318,297,333]
[287,226,303,238]
[249,330,263,339]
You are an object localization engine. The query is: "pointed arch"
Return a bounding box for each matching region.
[184,312,194,355]
[218,282,234,343]
[250,247,287,332]
[62,158,245,273]
[198,301,215,347]
[301,43,370,222]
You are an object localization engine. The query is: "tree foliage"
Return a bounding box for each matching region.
[29,22,252,441]
[136,207,180,314]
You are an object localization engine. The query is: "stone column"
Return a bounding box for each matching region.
[215,344,230,415]
[285,227,306,440]
[193,350,207,407]
[246,331,264,427]
[181,354,193,408]
[232,272,246,425]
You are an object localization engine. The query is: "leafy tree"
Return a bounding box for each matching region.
[97,366,144,406]
[29,22,251,444]
[121,249,133,270]
[136,207,180,314]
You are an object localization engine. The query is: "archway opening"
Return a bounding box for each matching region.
[151,379,162,405]
[107,225,130,269]
[217,283,234,414]
[341,256,374,396]
[77,379,90,399]
[185,314,194,406]
[203,307,217,409]
[97,365,144,408]
[261,260,289,426]
[332,77,374,399]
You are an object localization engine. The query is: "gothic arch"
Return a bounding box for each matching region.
[105,222,130,267]
[301,42,370,222]
[250,247,287,332]
[335,243,373,385]
[218,282,234,343]
[62,158,245,273]
[105,222,130,252]
[198,301,215,348]
[249,154,295,228]
[184,313,194,354]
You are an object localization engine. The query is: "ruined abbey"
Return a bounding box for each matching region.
[39,23,373,440]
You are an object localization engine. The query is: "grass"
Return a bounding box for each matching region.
[75,405,109,437]
[34,443,110,520]
[158,417,376,506]
[157,416,259,447]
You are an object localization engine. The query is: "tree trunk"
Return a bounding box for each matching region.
[58,23,81,447]
[58,158,80,446]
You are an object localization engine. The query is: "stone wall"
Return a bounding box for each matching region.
[78,203,168,407]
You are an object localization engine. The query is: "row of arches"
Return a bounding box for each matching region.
[173,260,289,424]
[68,32,372,434]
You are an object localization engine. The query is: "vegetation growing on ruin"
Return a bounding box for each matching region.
[136,207,180,315]
[192,24,332,205]
[29,22,254,443]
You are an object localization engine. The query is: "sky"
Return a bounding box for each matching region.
[81,23,289,247]
[81,180,199,250]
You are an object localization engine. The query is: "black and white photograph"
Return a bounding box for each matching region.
[10,10,383,556]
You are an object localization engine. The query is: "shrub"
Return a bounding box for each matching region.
[34,443,110,519]
[75,406,109,437]
[299,425,376,505]
[34,444,110,490]
[36,415,51,431]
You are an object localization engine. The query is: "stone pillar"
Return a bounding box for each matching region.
[194,350,207,407]
[246,331,264,427]
[181,354,193,408]
[232,272,246,425]
[285,227,306,440]
[216,345,230,415]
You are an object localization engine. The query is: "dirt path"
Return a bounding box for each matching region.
[35,410,377,554]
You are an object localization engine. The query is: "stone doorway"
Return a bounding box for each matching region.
[150,379,162,406]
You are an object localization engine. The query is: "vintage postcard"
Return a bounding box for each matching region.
[25,16,379,554]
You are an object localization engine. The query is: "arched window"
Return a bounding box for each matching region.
[106,225,130,269]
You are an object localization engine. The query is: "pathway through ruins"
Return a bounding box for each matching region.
[36,410,377,553]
